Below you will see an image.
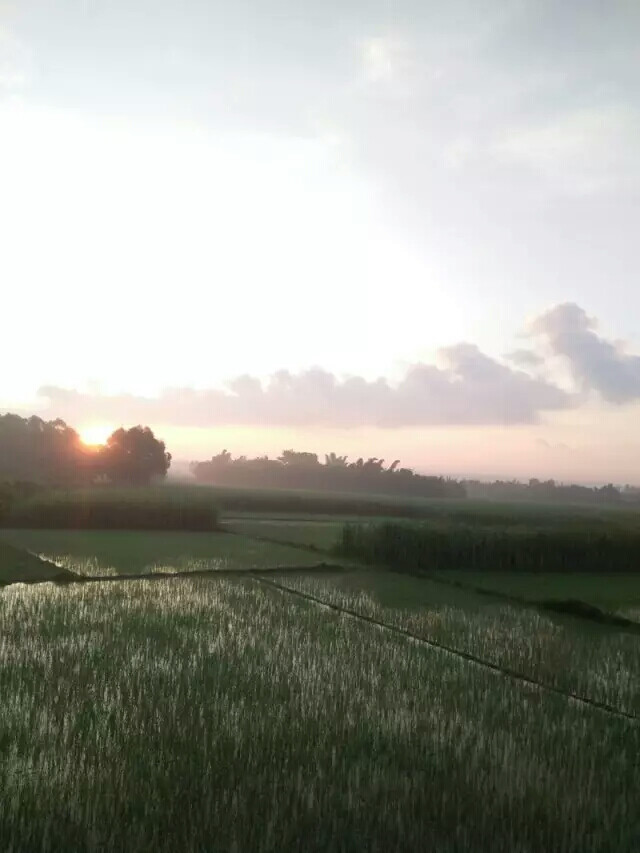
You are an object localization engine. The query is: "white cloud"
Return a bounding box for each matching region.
[27,302,640,430]
[529,303,640,402]
[35,341,573,429]
[0,24,32,97]
[491,107,640,193]
[358,35,414,86]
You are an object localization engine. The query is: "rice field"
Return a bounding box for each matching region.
[0,530,324,577]
[0,538,74,585]
[223,517,346,550]
[1,577,639,852]
[277,571,640,716]
[2,502,640,850]
[435,570,640,611]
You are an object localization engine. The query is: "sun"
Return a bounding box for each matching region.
[78,424,114,447]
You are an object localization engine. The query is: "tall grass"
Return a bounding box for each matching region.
[337,521,640,573]
[281,573,640,715]
[1,579,638,851]
[3,488,219,531]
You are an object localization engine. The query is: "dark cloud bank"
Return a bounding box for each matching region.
[36,304,640,429]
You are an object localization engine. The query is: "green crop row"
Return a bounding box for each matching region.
[336,521,640,573]
[2,490,219,531]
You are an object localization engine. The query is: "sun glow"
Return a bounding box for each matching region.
[79,424,114,446]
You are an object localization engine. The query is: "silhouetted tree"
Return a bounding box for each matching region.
[100,426,171,485]
[190,448,466,499]
[324,452,348,468]
[278,450,319,467]
[463,478,626,505]
[0,414,93,484]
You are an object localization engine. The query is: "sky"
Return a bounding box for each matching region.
[1,0,639,483]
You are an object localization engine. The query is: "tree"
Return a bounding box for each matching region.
[0,413,90,484]
[188,447,467,499]
[324,452,348,468]
[277,450,319,467]
[363,457,385,471]
[100,426,171,485]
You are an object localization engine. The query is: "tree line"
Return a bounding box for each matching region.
[0,414,171,486]
[464,477,639,506]
[2,412,637,506]
[190,449,467,499]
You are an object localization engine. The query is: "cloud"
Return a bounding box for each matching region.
[24,303,640,429]
[504,349,544,369]
[0,24,32,97]
[491,107,640,193]
[36,344,573,429]
[529,303,640,402]
[358,35,413,86]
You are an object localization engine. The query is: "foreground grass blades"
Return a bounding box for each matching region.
[279,572,640,716]
[1,578,638,852]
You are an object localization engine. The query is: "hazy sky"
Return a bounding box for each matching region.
[2,0,639,482]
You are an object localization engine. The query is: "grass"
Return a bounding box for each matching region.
[205,484,640,526]
[0,530,325,578]
[1,577,638,851]
[436,570,640,610]
[336,520,640,573]
[12,481,640,525]
[279,570,640,716]
[4,501,640,848]
[223,517,345,551]
[3,487,219,531]
[180,483,464,517]
[227,516,640,622]
[0,539,76,585]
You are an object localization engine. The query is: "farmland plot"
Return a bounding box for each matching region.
[278,571,640,716]
[0,529,324,577]
[1,577,638,852]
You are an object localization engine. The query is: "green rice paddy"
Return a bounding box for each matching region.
[2,497,640,850]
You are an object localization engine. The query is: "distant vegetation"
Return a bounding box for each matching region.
[336,520,640,574]
[0,414,170,485]
[0,483,461,530]
[465,477,640,506]
[1,488,219,532]
[190,449,466,498]
[190,449,640,506]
